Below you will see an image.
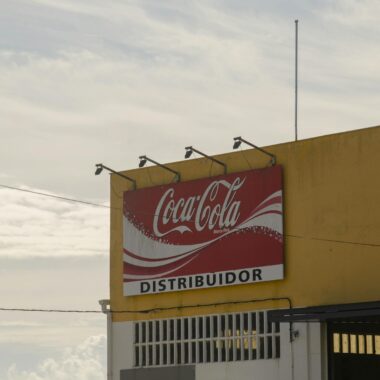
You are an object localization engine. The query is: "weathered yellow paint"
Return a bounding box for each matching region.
[110,126,380,322]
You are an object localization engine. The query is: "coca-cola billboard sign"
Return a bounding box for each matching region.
[123,166,284,296]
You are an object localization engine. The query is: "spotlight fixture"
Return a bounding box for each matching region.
[184,146,227,175]
[94,163,136,190]
[138,155,180,182]
[232,139,242,150]
[232,137,276,166]
[138,157,147,168]
[184,149,193,159]
[95,165,103,175]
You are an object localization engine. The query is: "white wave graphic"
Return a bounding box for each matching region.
[123,220,209,260]
[256,190,282,205]
[123,250,199,268]
[124,204,282,269]
[123,255,199,280]
[154,224,193,237]
[123,191,283,279]
[251,203,282,221]
[239,213,282,233]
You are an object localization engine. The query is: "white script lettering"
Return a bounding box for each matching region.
[152,177,245,237]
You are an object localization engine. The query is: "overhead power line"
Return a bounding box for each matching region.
[0,184,110,209]
[287,234,380,248]
[110,297,293,314]
[1,185,379,248]
[0,297,292,314]
[0,307,101,313]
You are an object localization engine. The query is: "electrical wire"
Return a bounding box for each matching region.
[0,297,292,314]
[208,160,214,177]
[0,184,110,209]
[0,307,101,313]
[1,182,377,323]
[111,297,292,314]
[239,146,253,170]
[2,184,379,248]
[287,234,380,248]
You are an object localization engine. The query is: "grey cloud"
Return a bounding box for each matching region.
[0,187,109,258]
[1,1,378,202]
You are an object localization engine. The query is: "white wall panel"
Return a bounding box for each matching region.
[196,360,280,380]
[110,319,326,380]
[112,321,134,380]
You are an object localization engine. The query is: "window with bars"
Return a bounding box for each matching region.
[333,333,380,355]
[133,310,280,367]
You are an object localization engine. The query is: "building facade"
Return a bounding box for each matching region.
[103,126,380,380]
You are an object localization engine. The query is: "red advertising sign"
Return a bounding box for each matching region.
[123,166,283,296]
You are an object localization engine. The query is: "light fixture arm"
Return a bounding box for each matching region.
[233,137,276,165]
[95,164,136,190]
[185,146,227,175]
[139,156,181,182]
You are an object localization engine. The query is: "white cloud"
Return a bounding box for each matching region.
[320,0,380,26]
[0,312,105,346]
[1,2,379,191]
[6,335,106,380]
[0,186,109,257]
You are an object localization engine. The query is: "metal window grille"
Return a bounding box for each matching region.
[333,333,380,355]
[133,310,280,367]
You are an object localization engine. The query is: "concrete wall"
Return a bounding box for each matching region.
[109,126,380,323]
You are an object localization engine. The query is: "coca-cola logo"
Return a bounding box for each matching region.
[153,177,246,237]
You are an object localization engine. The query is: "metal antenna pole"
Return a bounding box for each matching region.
[295,19,299,141]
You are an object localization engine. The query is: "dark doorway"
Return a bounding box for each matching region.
[121,365,195,380]
[328,319,380,380]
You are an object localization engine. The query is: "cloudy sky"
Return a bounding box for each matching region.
[1,0,379,378]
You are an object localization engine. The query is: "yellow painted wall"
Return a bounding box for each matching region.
[110,126,380,322]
